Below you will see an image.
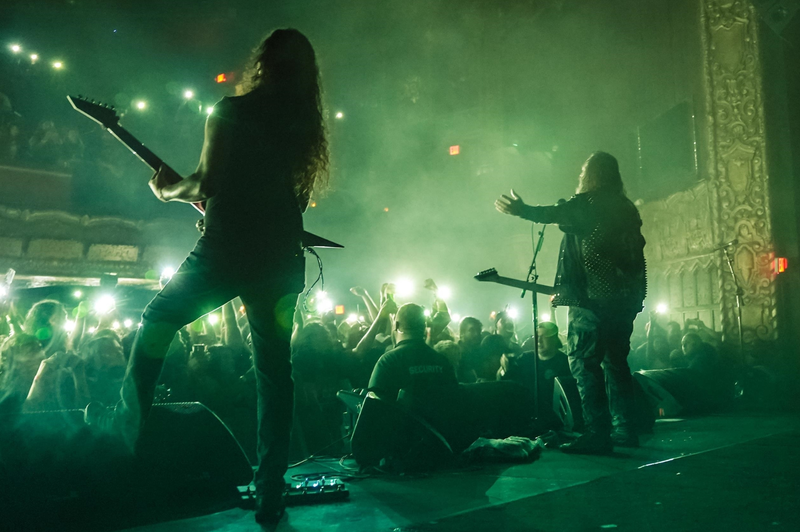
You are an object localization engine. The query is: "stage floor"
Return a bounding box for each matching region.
[117,411,800,532]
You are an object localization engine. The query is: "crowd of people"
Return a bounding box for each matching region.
[0,275,726,465]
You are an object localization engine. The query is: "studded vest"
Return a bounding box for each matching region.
[525,192,647,312]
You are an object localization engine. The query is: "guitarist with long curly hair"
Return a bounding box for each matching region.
[87,28,329,524]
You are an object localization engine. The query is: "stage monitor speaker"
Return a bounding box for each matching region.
[554,375,656,434]
[350,392,453,470]
[634,369,734,416]
[553,376,585,433]
[1,401,253,525]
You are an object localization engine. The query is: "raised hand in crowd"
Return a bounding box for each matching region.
[354,297,397,359]
[349,286,378,322]
[25,351,90,410]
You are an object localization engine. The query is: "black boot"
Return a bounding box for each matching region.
[560,431,613,455]
[85,354,165,451]
[254,490,286,525]
[611,427,639,448]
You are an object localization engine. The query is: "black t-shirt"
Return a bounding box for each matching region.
[368,339,458,403]
[201,91,304,258]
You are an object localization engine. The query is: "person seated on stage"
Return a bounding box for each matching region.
[498,321,571,430]
[475,334,511,382]
[493,311,521,353]
[671,332,718,374]
[456,317,482,383]
[368,303,458,406]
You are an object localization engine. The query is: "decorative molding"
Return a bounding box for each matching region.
[0,204,198,285]
[701,0,776,344]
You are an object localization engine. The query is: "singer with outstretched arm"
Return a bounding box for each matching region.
[495,151,647,454]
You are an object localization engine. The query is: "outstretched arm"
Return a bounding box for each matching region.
[495,190,583,227]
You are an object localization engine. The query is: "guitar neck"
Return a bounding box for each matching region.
[106,123,203,214]
[108,124,164,172]
[491,276,556,296]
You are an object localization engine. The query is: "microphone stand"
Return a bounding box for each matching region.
[521,223,546,421]
[721,246,746,367]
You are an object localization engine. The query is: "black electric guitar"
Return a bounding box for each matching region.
[67,95,343,249]
[474,267,556,295]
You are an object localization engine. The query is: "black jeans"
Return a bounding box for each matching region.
[566,306,638,436]
[119,240,304,497]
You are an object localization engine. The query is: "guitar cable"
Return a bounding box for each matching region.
[302,246,325,313]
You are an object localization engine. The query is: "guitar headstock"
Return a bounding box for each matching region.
[67,95,120,129]
[474,268,500,281]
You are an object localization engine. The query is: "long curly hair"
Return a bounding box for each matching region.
[576,151,625,195]
[242,29,329,203]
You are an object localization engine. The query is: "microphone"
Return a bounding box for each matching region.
[712,239,738,251]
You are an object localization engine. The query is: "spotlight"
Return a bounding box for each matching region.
[52,61,63,69]
[30,53,38,62]
[208,313,220,325]
[205,106,214,115]
[317,298,334,314]
[541,312,551,322]
[452,313,462,323]
[73,290,83,299]
[346,313,358,324]
[112,321,121,330]
[358,315,366,322]
[63,320,76,332]
[437,286,452,300]
[507,307,519,320]
[335,111,344,119]
[10,44,21,53]
[656,303,668,315]
[123,319,133,328]
[183,90,194,99]
[394,278,414,298]
[135,100,146,110]
[423,309,432,317]
[94,295,115,315]
[88,326,96,334]
[161,266,175,280]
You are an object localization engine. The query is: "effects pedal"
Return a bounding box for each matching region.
[284,476,350,506]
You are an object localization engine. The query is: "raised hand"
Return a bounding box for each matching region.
[379,298,398,318]
[495,189,527,217]
[350,286,368,298]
